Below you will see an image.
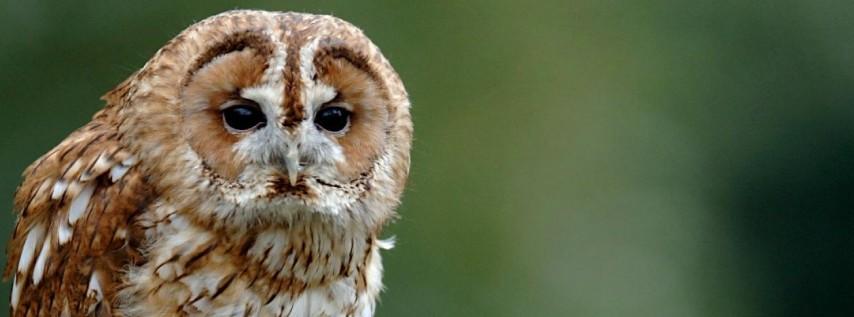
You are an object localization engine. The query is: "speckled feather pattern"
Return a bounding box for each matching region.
[5,10,411,317]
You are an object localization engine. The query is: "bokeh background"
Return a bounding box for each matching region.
[1,1,853,316]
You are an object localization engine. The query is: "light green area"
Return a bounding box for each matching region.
[1,1,853,316]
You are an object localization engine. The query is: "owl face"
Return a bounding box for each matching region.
[181,38,388,213]
[114,12,411,230]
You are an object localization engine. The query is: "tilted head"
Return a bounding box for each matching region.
[108,10,412,231]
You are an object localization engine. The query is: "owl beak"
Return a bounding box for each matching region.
[285,145,301,186]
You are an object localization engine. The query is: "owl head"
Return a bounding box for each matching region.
[108,10,412,231]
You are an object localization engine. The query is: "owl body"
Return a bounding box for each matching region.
[4,10,411,317]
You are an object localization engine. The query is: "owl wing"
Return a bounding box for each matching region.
[4,116,152,317]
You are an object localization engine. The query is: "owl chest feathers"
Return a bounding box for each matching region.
[119,200,387,317]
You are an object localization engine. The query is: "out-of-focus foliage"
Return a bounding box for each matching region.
[1,1,853,316]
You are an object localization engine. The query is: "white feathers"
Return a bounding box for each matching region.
[286,144,301,186]
[241,84,285,119]
[93,152,112,168]
[88,271,104,297]
[154,226,213,281]
[377,236,396,250]
[78,153,136,183]
[285,283,367,317]
[298,37,337,115]
[260,27,287,83]
[11,275,22,310]
[250,230,290,273]
[155,261,187,282]
[114,227,128,240]
[288,289,313,317]
[300,81,337,121]
[86,271,105,314]
[18,221,46,274]
[32,233,52,285]
[110,164,130,182]
[68,182,95,225]
[298,37,321,84]
[187,297,213,314]
[58,219,73,245]
[363,241,386,314]
[51,179,69,200]
[122,156,138,167]
[14,222,47,310]
[111,155,136,183]
[80,153,112,182]
[182,269,223,301]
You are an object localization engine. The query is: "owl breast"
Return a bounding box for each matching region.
[118,199,389,316]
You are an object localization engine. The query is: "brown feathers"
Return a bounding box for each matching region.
[5,108,152,316]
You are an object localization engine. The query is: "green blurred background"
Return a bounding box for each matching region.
[2,1,853,316]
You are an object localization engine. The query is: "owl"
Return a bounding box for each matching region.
[4,10,412,317]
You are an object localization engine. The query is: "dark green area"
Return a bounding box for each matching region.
[1,1,853,316]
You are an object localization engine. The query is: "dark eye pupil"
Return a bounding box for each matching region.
[223,105,266,131]
[315,107,350,132]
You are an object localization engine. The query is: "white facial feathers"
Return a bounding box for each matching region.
[230,41,344,187]
[235,84,289,167]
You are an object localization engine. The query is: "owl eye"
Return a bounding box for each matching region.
[222,103,266,131]
[314,106,351,132]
